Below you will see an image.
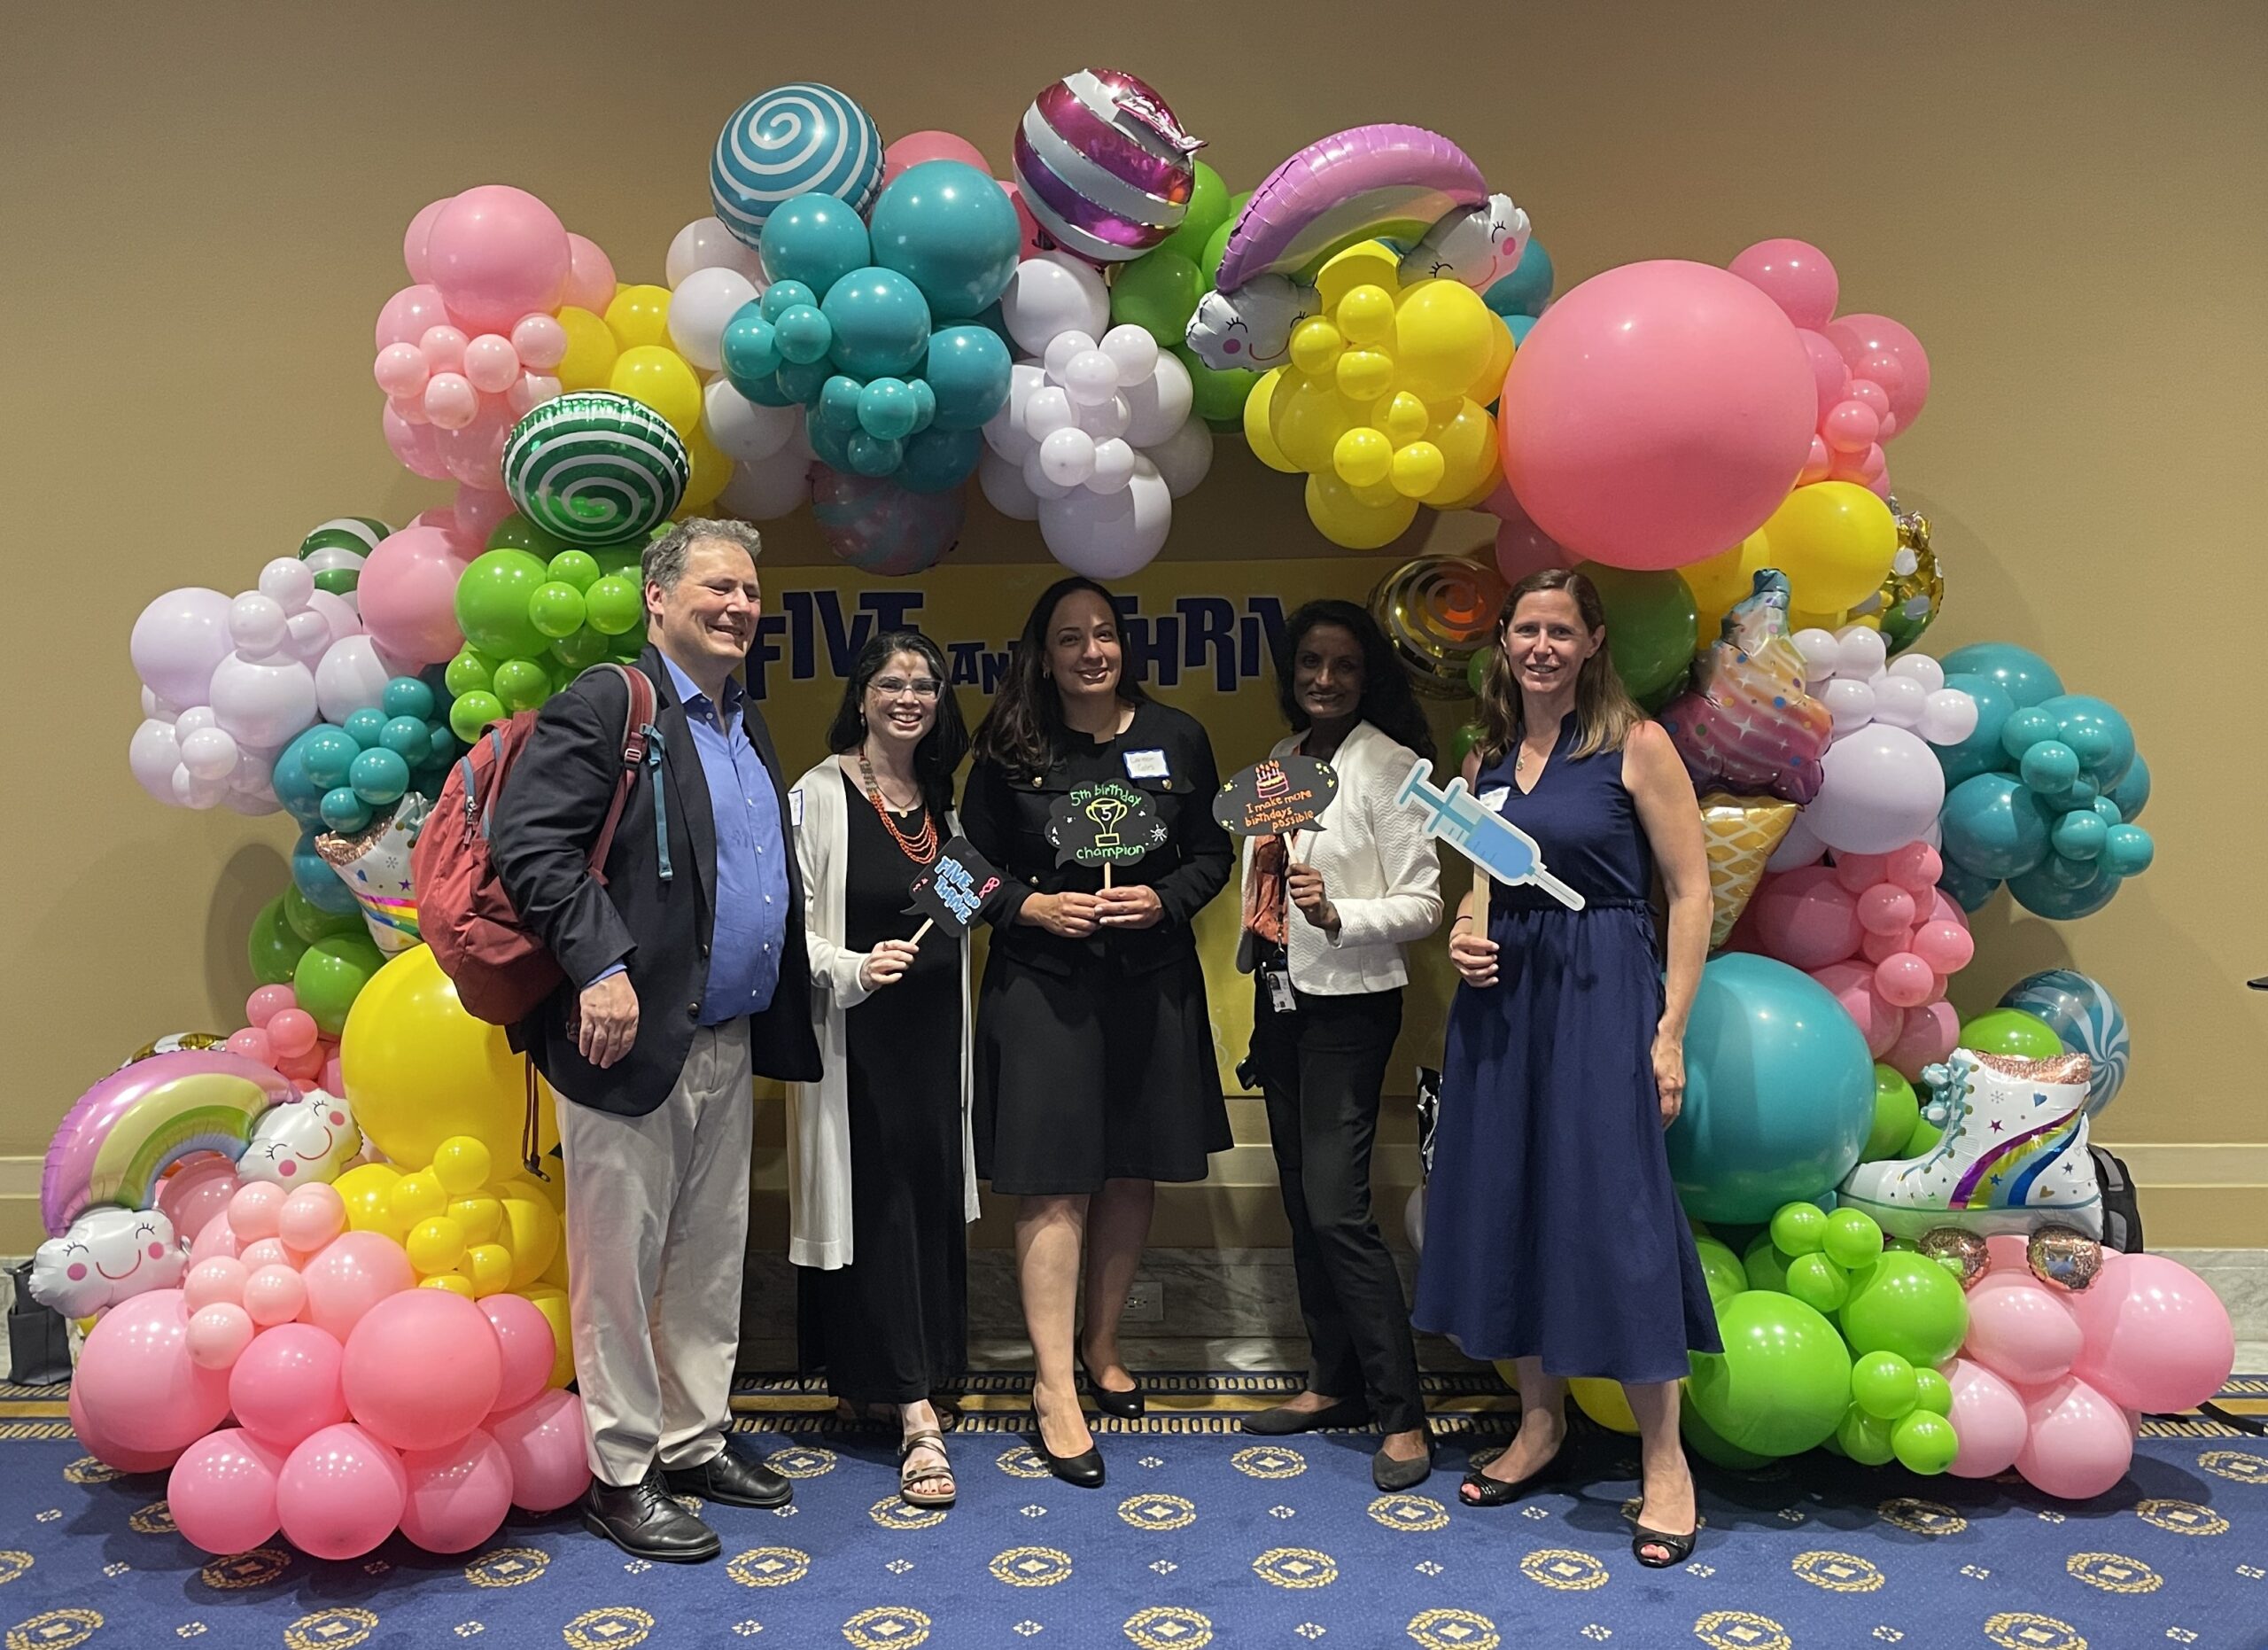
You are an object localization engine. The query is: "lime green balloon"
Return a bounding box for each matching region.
[551,626,611,670]
[1575,562,1698,700]
[1911,1366,1953,1416]
[283,883,363,946]
[1958,1008,2064,1060]
[492,658,552,713]
[584,575,643,636]
[1822,1207,1885,1270]
[1153,161,1230,263]
[293,932,385,1036]
[1198,192,1252,289]
[1687,1289,1852,1456]
[487,514,571,556]
[247,896,307,985]
[1891,1410,1959,1475]
[444,647,499,699]
[1851,1350,1919,1420]
[454,549,549,658]
[1465,647,1488,697]
[1836,1404,1898,1466]
[1769,1202,1829,1257]
[528,582,588,640]
[1784,1252,1851,1314]
[546,549,602,592]
[1742,1232,1792,1294]
[591,543,645,578]
[1866,1064,1919,1160]
[1694,1236,1747,1310]
[448,690,506,743]
[1111,250,1205,346]
[1175,344,1257,427]
[1902,1111,1945,1156]
[1681,1400,1774,1470]
[1838,1251,1969,1365]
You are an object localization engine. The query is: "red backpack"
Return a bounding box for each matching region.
[413,663,660,1026]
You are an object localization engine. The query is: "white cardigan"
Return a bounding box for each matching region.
[785,759,980,1270]
[1235,720,1444,993]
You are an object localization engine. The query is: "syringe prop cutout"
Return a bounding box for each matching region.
[1393,758,1585,912]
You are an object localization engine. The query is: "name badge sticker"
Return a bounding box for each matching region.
[789,788,805,828]
[1477,786,1511,813]
[1123,748,1171,782]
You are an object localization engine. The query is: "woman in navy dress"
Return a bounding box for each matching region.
[1410,568,1720,1567]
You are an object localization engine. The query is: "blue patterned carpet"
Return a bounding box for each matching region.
[0,1372,2262,1650]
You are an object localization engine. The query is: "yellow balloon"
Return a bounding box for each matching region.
[1335,284,1396,348]
[1372,391,1429,447]
[432,1136,493,1197]
[1269,371,1363,474]
[1761,481,1899,611]
[539,1242,569,1290]
[1434,459,1503,514]
[498,1181,563,1290]
[610,346,702,439]
[1316,241,1402,308]
[524,1287,575,1387]
[1333,348,1395,403]
[1393,282,1495,401]
[555,307,617,393]
[447,1195,504,1246]
[1305,471,1418,549]
[421,1273,478,1299]
[679,425,732,513]
[1569,1377,1641,1436]
[462,1243,514,1297]
[530,1170,567,1214]
[1790,605,1849,632]
[390,1170,447,1225]
[1288,317,1344,377]
[1244,370,1298,473]
[1682,532,1767,618]
[1490,1358,1522,1391]
[1332,426,1392,488]
[1420,400,1497,509]
[1390,440,1447,499]
[407,1214,468,1274]
[340,946,561,1171]
[1474,312,1515,407]
[603,284,673,350]
[334,1164,405,1239]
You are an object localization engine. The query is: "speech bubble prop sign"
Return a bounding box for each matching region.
[902,836,1006,940]
[1213,755,1337,837]
[1045,781,1164,872]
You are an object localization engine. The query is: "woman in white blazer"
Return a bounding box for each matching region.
[1235,600,1443,1491]
[788,632,980,1510]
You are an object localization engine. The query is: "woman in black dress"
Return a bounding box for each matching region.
[788,632,977,1507]
[961,577,1233,1487]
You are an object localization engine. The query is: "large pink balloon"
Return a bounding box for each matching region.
[562,234,616,314]
[884,130,990,187]
[277,1422,408,1560]
[1747,865,1862,971]
[1827,313,1930,431]
[1728,239,1839,331]
[2067,1251,2237,1413]
[229,1320,349,1449]
[398,1428,514,1553]
[1810,960,1903,1058]
[479,1294,556,1417]
[1943,1358,2029,1478]
[2014,1374,2133,1500]
[159,1159,242,1261]
[1962,1273,2083,1386]
[74,1290,231,1453]
[1883,998,1960,1082]
[374,284,453,351]
[299,1231,415,1342]
[354,526,467,667]
[1500,261,1815,571]
[68,1380,184,1475]
[383,403,451,483]
[424,186,571,334]
[343,1290,502,1452]
[168,1428,289,1555]
[488,1390,593,1513]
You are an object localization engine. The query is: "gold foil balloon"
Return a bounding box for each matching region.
[1698,793,1798,949]
[2028,1226,2105,1292]
[1845,502,1943,657]
[1917,1226,1989,1289]
[1369,552,1507,699]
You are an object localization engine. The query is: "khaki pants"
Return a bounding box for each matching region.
[555,1019,753,1488]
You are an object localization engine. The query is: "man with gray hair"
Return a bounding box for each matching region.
[493,518,820,1561]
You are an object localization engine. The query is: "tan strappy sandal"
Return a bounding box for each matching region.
[898,1428,956,1509]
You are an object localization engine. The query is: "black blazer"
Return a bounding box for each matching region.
[959,699,1231,980]
[489,644,821,1116]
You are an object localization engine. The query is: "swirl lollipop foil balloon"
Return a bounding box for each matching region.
[1659,569,1833,804]
[1011,68,1203,264]
[1369,553,1506,699]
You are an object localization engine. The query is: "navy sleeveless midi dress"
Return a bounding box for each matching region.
[1410,716,1721,1383]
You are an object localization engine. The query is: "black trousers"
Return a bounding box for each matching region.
[1248,980,1426,1435]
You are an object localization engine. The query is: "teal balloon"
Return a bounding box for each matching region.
[737,366,801,408]
[1941,773,2052,881]
[349,746,410,806]
[967,300,1014,353]
[819,374,865,432]
[2018,739,2079,792]
[2050,808,2107,860]
[1938,642,2065,710]
[776,358,832,403]
[759,280,818,321]
[319,785,370,832]
[1999,706,2058,760]
[341,708,387,751]
[845,431,902,477]
[298,726,359,790]
[2105,752,2150,822]
[2036,693,2135,788]
[379,676,435,720]
[821,266,930,379]
[757,194,873,296]
[2008,855,2122,919]
[377,715,429,759]
[292,827,357,913]
[1669,953,1875,1224]
[806,416,855,472]
[897,426,983,494]
[922,324,1013,431]
[907,377,937,433]
[1687,1288,1853,1456]
[719,304,781,393]
[2101,823,2154,876]
[773,303,834,366]
[270,734,327,826]
[1505,314,1538,346]
[1936,673,2014,784]
[866,160,1020,320]
[1483,238,1555,319]
[858,377,919,440]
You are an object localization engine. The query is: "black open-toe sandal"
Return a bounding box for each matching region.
[1630,1522,1696,1567]
[1458,1438,1566,1507]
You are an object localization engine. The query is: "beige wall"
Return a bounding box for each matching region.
[7,3,2264,1240]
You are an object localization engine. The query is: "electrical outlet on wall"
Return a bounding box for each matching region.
[1121,1277,1164,1323]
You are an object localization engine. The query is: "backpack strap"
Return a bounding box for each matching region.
[587,664,672,885]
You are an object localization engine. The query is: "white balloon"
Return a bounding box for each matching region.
[231,745,277,793]
[1121,351,1193,448]
[1834,624,1888,681]
[315,635,398,723]
[139,686,178,721]
[1804,724,1946,854]
[305,588,361,644]
[1100,323,1161,385]
[1038,458,1172,578]
[179,725,242,782]
[1886,652,1946,692]
[1042,331,1098,381]
[1789,627,1841,683]
[715,445,812,522]
[228,592,289,659]
[1073,392,1130,441]
[668,268,760,372]
[173,704,218,736]
[1919,687,1980,746]
[666,216,768,289]
[985,363,1045,460]
[1061,349,1120,407]
[171,765,225,809]
[1086,438,1136,494]
[257,557,315,612]
[785,417,818,465]
[221,790,284,818]
[978,447,1041,520]
[1000,254,1110,356]
[1145,416,1216,499]
[128,719,183,803]
[703,377,799,463]
[1765,807,1828,870]
[1024,385,1075,440]
[284,609,333,662]
[1822,676,1876,735]
[1038,425,1098,486]
[206,651,319,748]
[1021,448,1075,501]
[1870,673,1928,728]
[132,588,234,704]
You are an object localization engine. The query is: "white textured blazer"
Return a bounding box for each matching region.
[786,759,980,1270]
[1235,720,1443,994]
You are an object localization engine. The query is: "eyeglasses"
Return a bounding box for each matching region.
[871,676,943,698]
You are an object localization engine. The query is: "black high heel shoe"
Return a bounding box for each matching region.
[1458,1436,1568,1507]
[1029,1399,1105,1490]
[1077,1348,1146,1420]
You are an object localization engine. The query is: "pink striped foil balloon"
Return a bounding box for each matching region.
[1011,68,1203,264]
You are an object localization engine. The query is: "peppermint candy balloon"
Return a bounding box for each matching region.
[711,82,885,246]
[1011,68,1203,264]
[503,392,688,547]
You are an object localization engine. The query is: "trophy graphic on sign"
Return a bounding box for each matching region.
[1084,793,1130,850]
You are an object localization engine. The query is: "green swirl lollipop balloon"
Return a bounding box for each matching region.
[504,391,689,547]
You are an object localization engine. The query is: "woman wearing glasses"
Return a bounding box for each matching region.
[788,632,980,1509]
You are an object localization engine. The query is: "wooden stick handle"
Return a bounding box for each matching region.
[1103,862,1115,891]
[910,917,935,946]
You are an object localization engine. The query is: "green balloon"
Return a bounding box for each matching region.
[528,582,588,640]
[591,544,645,578]
[448,691,506,743]
[492,658,552,713]
[1681,1400,1774,1470]
[551,626,611,670]
[488,515,571,556]
[1575,562,1697,700]
[1836,1404,1898,1466]
[546,549,602,592]
[1891,1410,1959,1475]
[1198,192,1252,289]
[1866,1064,1919,1160]
[1153,161,1230,263]
[1838,1251,1969,1365]
[1448,722,1482,773]
[1851,1350,1919,1420]
[1901,1111,1945,1156]
[1911,1366,1953,1416]
[444,647,499,699]
[282,883,362,946]
[1958,1008,2064,1060]
[454,549,550,658]
[247,896,307,985]
[1742,1232,1792,1294]
[1175,344,1256,426]
[1784,1252,1852,1314]
[1112,250,1205,346]
[1688,1289,1853,1456]
[584,575,643,636]
[1465,648,1488,697]
[1769,1202,1829,1257]
[292,933,384,1037]
[1693,1236,1747,1310]
[1822,1207,1885,1270]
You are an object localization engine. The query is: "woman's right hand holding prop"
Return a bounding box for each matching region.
[1449,915,1499,987]
[859,938,922,990]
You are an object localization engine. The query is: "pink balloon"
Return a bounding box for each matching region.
[1728,238,1840,331]
[1854,883,1916,936]
[562,233,616,313]
[159,1157,242,1250]
[343,1290,502,1452]
[189,1213,241,1264]
[69,1379,183,1475]
[226,1028,274,1066]
[998,179,1051,261]
[239,1238,293,1273]
[1884,842,1941,892]
[439,403,512,490]
[356,525,467,666]
[244,1265,309,1327]
[1985,1234,2031,1273]
[245,985,297,1026]
[1797,329,1851,422]
[1873,952,1936,1010]
[267,1009,319,1061]
[383,402,452,482]
[1944,1358,2029,1478]
[1845,378,1891,420]
[1500,260,1815,571]
[277,1422,408,1560]
[1828,313,1930,430]
[1811,960,1904,1057]
[278,1186,347,1253]
[321,1055,346,1096]
[402,198,448,284]
[424,186,571,334]
[1478,475,1523,522]
[75,1290,232,1453]
[1822,399,1880,455]
[1964,1272,2083,1385]
[2067,1252,2237,1413]
[229,1321,348,1449]
[229,1182,285,1242]
[1859,925,1916,966]
[188,1302,256,1370]
[487,1390,592,1514]
[2015,1374,2133,1500]
[418,325,470,375]
[1493,515,1568,584]
[373,343,429,399]
[276,1045,325,1086]
[1885,999,1961,1081]
[452,485,516,544]
[185,1256,250,1311]
[1830,441,1888,488]
[168,1428,289,1554]
[422,372,480,432]
[374,284,452,351]
[478,1294,556,1417]
[462,334,520,394]
[884,129,992,186]
[399,1428,513,1553]
[1911,919,1974,974]
[1830,852,1888,892]
[299,1231,415,1342]
[1747,865,1862,970]
[509,314,569,371]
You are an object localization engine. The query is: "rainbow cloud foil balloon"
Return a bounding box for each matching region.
[1012,68,1203,264]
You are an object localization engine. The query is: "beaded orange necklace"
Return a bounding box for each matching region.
[857,751,938,865]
